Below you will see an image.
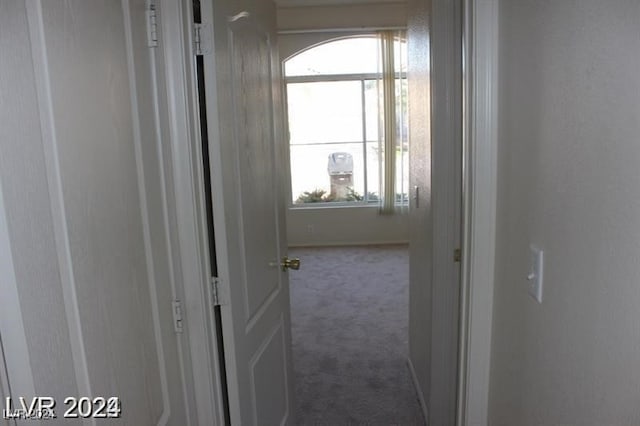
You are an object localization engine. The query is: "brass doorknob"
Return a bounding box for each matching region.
[281,257,301,271]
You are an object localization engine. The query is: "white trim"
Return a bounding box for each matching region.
[278,26,406,35]
[147,2,196,422]
[25,1,94,408]
[457,1,498,425]
[149,14,197,426]
[158,0,226,424]
[288,203,409,210]
[197,0,241,417]
[121,0,171,422]
[427,0,463,423]
[407,357,428,423]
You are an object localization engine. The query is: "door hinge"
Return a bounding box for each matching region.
[146,4,158,47]
[172,300,184,333]
[193,23,212,56]
[454,248,462,263]
[211,276,222,306]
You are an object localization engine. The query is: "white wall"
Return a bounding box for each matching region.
[490,1,640,424]
[287,206,408,247]
[277,2,407,32]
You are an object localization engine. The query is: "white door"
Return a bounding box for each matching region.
[200,0,296,424]
[0,0,189,424]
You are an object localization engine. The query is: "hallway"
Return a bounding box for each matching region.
[289,245,425,424]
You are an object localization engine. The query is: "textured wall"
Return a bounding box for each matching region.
[277,2,407,31]
[490,1,640,424]
[287,206,409,247]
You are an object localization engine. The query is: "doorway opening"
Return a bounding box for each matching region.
[185,0,464,424]
[282,35,423,423]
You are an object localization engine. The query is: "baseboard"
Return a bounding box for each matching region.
[288,240,409,248]
[407,357,429,425]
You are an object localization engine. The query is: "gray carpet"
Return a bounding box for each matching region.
[289,245,426,425]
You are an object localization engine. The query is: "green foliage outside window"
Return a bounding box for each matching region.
[295,188,369,204]
[294,188,407,204]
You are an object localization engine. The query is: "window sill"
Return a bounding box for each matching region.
[288,203,378,211]
[288,203,409,212]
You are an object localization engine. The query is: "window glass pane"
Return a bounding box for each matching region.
[364,80,380,142]
[396,143,409,204]
[287,81,363,144]
[285,37,379,77]
[396,78,408,144]
[396,77,409,204]
[290,143,365,204]
[394,38,407,73]
[366,141,381,203]
[284,35,409,208]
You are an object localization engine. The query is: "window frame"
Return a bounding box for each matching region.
[283,35,407,208]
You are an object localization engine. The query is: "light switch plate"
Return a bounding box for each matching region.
[528,245,544,303]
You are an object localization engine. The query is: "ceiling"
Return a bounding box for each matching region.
[275,0,406,7]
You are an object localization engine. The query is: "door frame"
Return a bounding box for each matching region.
[160,0,297,423]
[159,0,499,425]
[155,0,227,424]
[457,0,498,425]
[1,2,214,423]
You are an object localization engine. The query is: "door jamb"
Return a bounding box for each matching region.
[156,0,226,424]
[457,0,498,425]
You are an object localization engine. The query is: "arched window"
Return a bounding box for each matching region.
[284,34,408,211]
[285,37,381,76]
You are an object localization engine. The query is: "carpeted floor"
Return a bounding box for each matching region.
[289,245,426,425]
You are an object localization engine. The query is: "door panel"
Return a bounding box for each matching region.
[228,19,282,326]
[250,318,288,425]
[202,0,295,424]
